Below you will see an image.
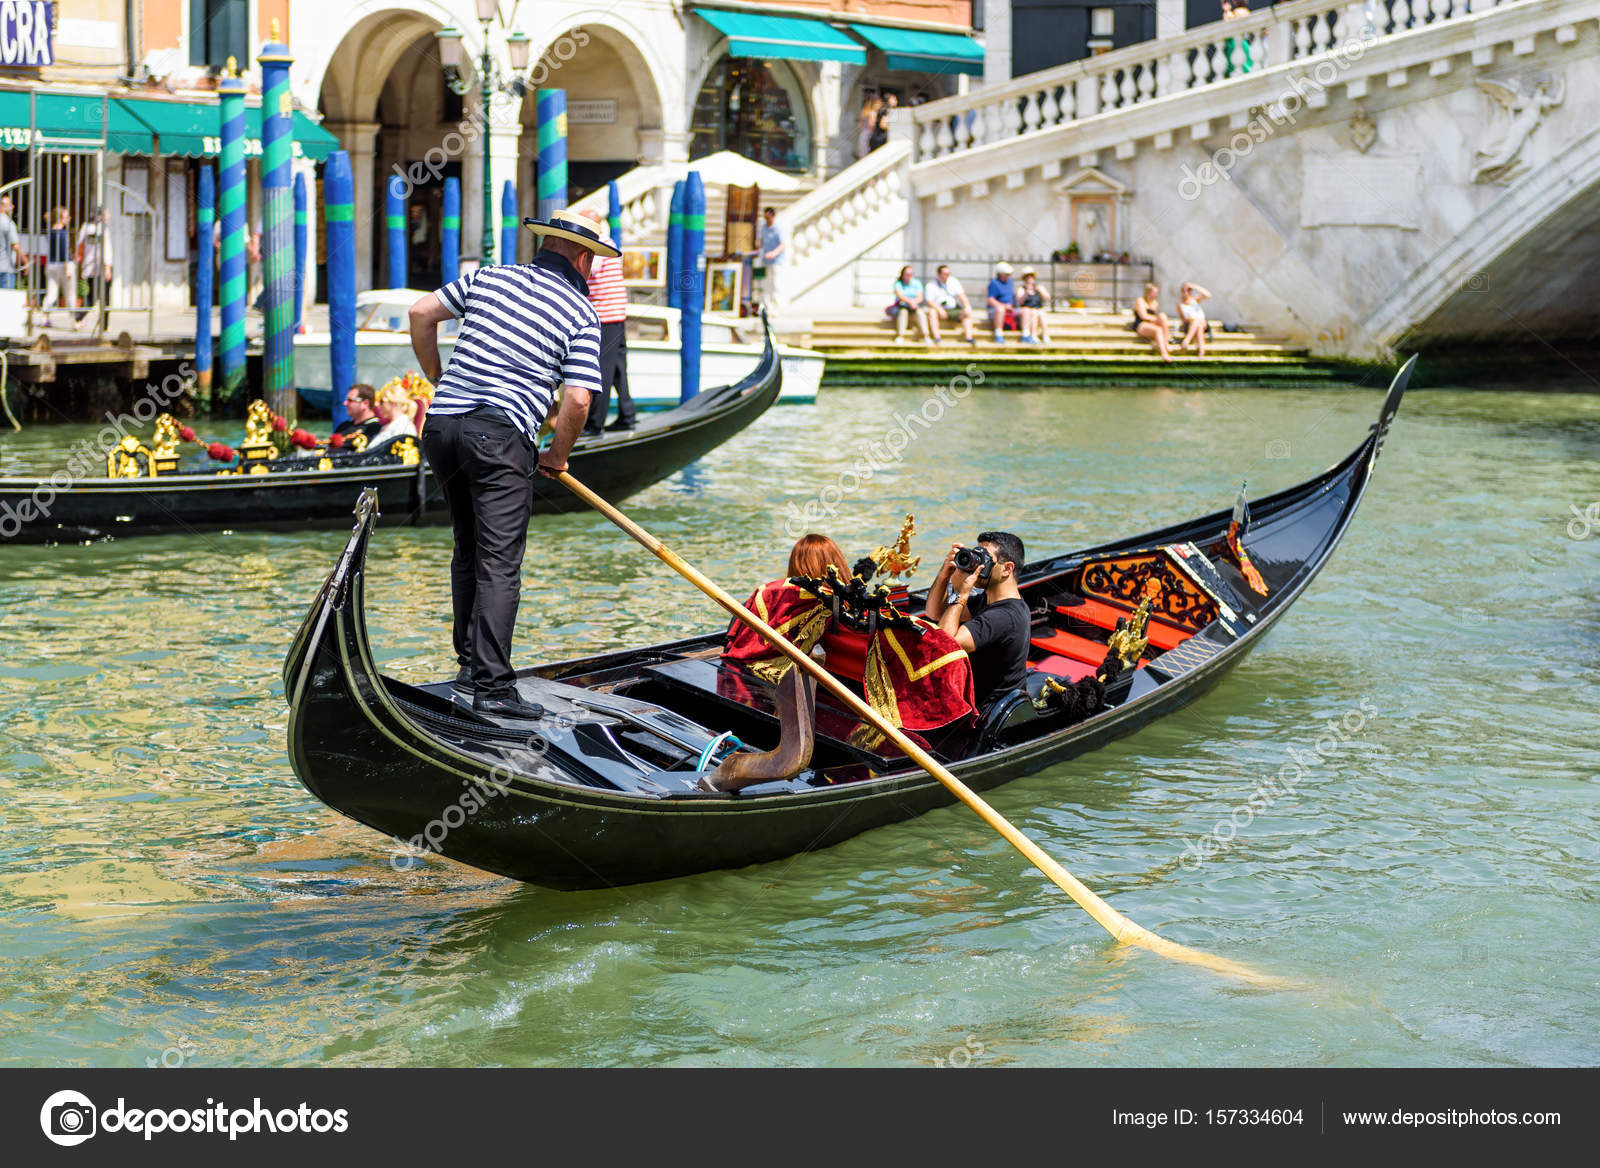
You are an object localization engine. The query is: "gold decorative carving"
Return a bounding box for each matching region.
[869,513,920,579]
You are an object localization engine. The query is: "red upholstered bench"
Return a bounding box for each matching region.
[1053,598,1189,652]
[1029,627,1148,670]
[1029,655,1099,682]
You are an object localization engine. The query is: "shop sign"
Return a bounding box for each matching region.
[0,1,54,68]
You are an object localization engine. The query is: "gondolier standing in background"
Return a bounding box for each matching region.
[577,208,635,435]
[408,209,617,720]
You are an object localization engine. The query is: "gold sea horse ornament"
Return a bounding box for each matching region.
[869,513,920,580]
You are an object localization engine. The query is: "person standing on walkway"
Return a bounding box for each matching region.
[577,209,635,435]
[43,206,75,327]
[0,195,21,291]
[407,209,614,720]
[757,206,787,315]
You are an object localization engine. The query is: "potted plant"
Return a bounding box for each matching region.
[1064,241,1080,262]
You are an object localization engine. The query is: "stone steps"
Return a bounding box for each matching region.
[806,312,1305,359]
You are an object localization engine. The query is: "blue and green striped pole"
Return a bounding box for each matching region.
[195,166,214,415]
[293,172,307,334]
[535,88,567,221]
[259,31,295,420]
[441,176,460,284]
[386,175,406,288]
[607,180,622,247]
[501,180,517,266]
[325,151,356,431]
[680,172,705,403]
[666,179,685,311]
[217,63,247,409]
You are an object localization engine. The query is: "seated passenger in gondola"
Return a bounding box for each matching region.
[370,382,420,448]
[788,532,850,581]
[923,530,1030,707]
[334,384,384,444]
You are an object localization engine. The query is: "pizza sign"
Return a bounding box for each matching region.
[0,1,53,67]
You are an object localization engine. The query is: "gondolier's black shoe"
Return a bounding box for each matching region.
[580,426,604,437]
[604,419,636,432]
[453,666,474,694]
[473,692,545,720]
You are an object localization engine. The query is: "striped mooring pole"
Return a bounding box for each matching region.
[666,179,686,311]
[259,26,295,420]
[679,172,705,403]
[535,88,567,222]
[501,180,518,266]
[441,177,460,285]
[607,180,622,248]
[292,172,307,334]
[324,151,356,432]
[194,166,214,414]
[217,60,247,410]
[386,174,406,289]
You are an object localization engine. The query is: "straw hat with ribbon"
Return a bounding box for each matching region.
[522,210,621,257]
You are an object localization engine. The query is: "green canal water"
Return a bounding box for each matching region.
[0,383,1595,1067]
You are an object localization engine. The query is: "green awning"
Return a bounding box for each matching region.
[696,9,867,64]
[115,96,212,157]
[116,97,340,161]
[0,91,340,160]
[847,24,986,75]
[0,90,153,153]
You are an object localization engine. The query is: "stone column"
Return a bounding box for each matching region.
[983,0,1012,87]
[1156,0,1186,39]
[487,113,522,262]
[325,120,380,292]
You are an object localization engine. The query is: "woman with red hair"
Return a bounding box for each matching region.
[787,533,850,580]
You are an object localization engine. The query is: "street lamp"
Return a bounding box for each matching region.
[436,3,530,265]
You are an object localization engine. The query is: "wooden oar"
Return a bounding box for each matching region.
[559,470,1281,986]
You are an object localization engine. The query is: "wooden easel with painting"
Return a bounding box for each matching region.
[724,183,760,315]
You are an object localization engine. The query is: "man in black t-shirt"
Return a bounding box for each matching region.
[924,530,1031,706]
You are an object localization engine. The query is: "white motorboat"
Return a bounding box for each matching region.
[294,290,822,412]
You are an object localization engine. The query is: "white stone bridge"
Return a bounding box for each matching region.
[769,0,1600,359]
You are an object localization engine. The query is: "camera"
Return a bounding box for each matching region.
[953,544,994,578]
[51,1103,95,1138]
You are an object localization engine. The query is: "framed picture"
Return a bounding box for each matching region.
[620,245,665,287]
[705,262,741,313]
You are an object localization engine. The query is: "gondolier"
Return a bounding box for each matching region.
[408,209,618,719]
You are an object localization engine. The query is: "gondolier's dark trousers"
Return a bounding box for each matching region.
[420,407,533,697]
[585,320,634,429]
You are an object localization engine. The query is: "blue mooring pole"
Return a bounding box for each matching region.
[194,166,214,414]
[441,177,460,285]
[501,180,518,266]
[666,179,686,311]
[292,172,307,335]
[385,174,406,289]
[325,151,356,431]
[607,180,622,248]
[679,172,705,403]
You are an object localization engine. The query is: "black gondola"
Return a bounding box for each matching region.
[0,320,782,544]
[284,359,1414,890]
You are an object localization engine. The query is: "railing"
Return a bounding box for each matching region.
[778,140,912,304]
[913,0,1526,163]
[851,258,1155,313]
[570,165,670,241]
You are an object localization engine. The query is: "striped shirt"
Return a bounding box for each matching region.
[588,252,628,324]
[428,254,602,441]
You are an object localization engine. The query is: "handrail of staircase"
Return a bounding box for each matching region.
[910,0,1529,160]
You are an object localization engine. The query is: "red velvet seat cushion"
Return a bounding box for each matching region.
[1029,655,1098,681]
